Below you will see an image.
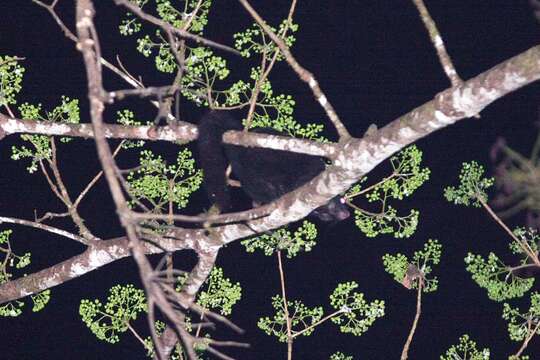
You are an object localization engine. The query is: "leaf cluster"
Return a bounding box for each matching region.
[382,239,442,292]
[127,148,203,211]
[350,145,429,238]
[258,295,324,343]
[440,334,491,360]
[329,281,385,336]
[234,20,298,59]
[330,351,354,360]
[0,55,25,106]
[79,284,147,344]
[11,97,80,173]
[502,292,540,342]
[464,252,534,302]
[444,161,494,207]
[241,221,317,258]
[0,229,48,317]
[196,267,242,316]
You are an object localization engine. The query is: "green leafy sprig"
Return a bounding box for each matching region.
[440,334,491,360]
[444,161,494,207]
[383,239,442,292]
[79,284,147,344]
[241,221,318,258]
[349,145,430,238]
[11,97,80,173]
[0,55,25,106]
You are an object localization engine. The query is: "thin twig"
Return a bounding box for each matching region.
[48,139,97,241]
[127,323,154,353]
[74,141,124,208]
[480,199,540,264]
[291,309,344,338]
[244,0,298,127]
[237,0,351,140]
[113,0,240,55]
[513,320,540,357]
[0,216,89,244]
[400,282,423,360]
[410,0,462,86]
[277,251,293,360]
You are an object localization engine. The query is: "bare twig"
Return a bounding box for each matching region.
[411,0,462,86]
[0,216,89,244]
[480,198,540,265]
[73,141,125,208]
[35,211,69,223]
[277,251,293,360]
[32,0,78,42]
[400,281,423,360]
[48,139,97,241]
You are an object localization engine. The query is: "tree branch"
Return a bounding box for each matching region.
[0,216,88,244]
[193,45,540,245]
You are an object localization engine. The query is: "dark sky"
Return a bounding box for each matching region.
[0,1,539,359]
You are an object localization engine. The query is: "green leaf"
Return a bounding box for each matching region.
[350,145,429,239]
[330,351,354,360]
[127,149,203,212]
[411,239,442,292]
[197,267,242,316]
[31,290,51,312]
[354,207,419,239]
[11,97,80,172]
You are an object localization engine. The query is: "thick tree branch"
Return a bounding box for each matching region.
[0,113,338,159]
[0,114,197,143]
[0,42,538,316]
[194,45,540,244]
[0,229,200,304]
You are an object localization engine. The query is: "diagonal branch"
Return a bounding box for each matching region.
[411,0,461,86]
[160,249,219,357]
[0,230,199,304]
[193,45,540,245]
[0,43,538,320]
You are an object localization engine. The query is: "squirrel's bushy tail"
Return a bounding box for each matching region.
[197,111,242,211]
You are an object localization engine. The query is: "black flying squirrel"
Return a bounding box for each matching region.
[197,111,349,222]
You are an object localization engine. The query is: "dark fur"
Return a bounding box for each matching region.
[197,111,349,221]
